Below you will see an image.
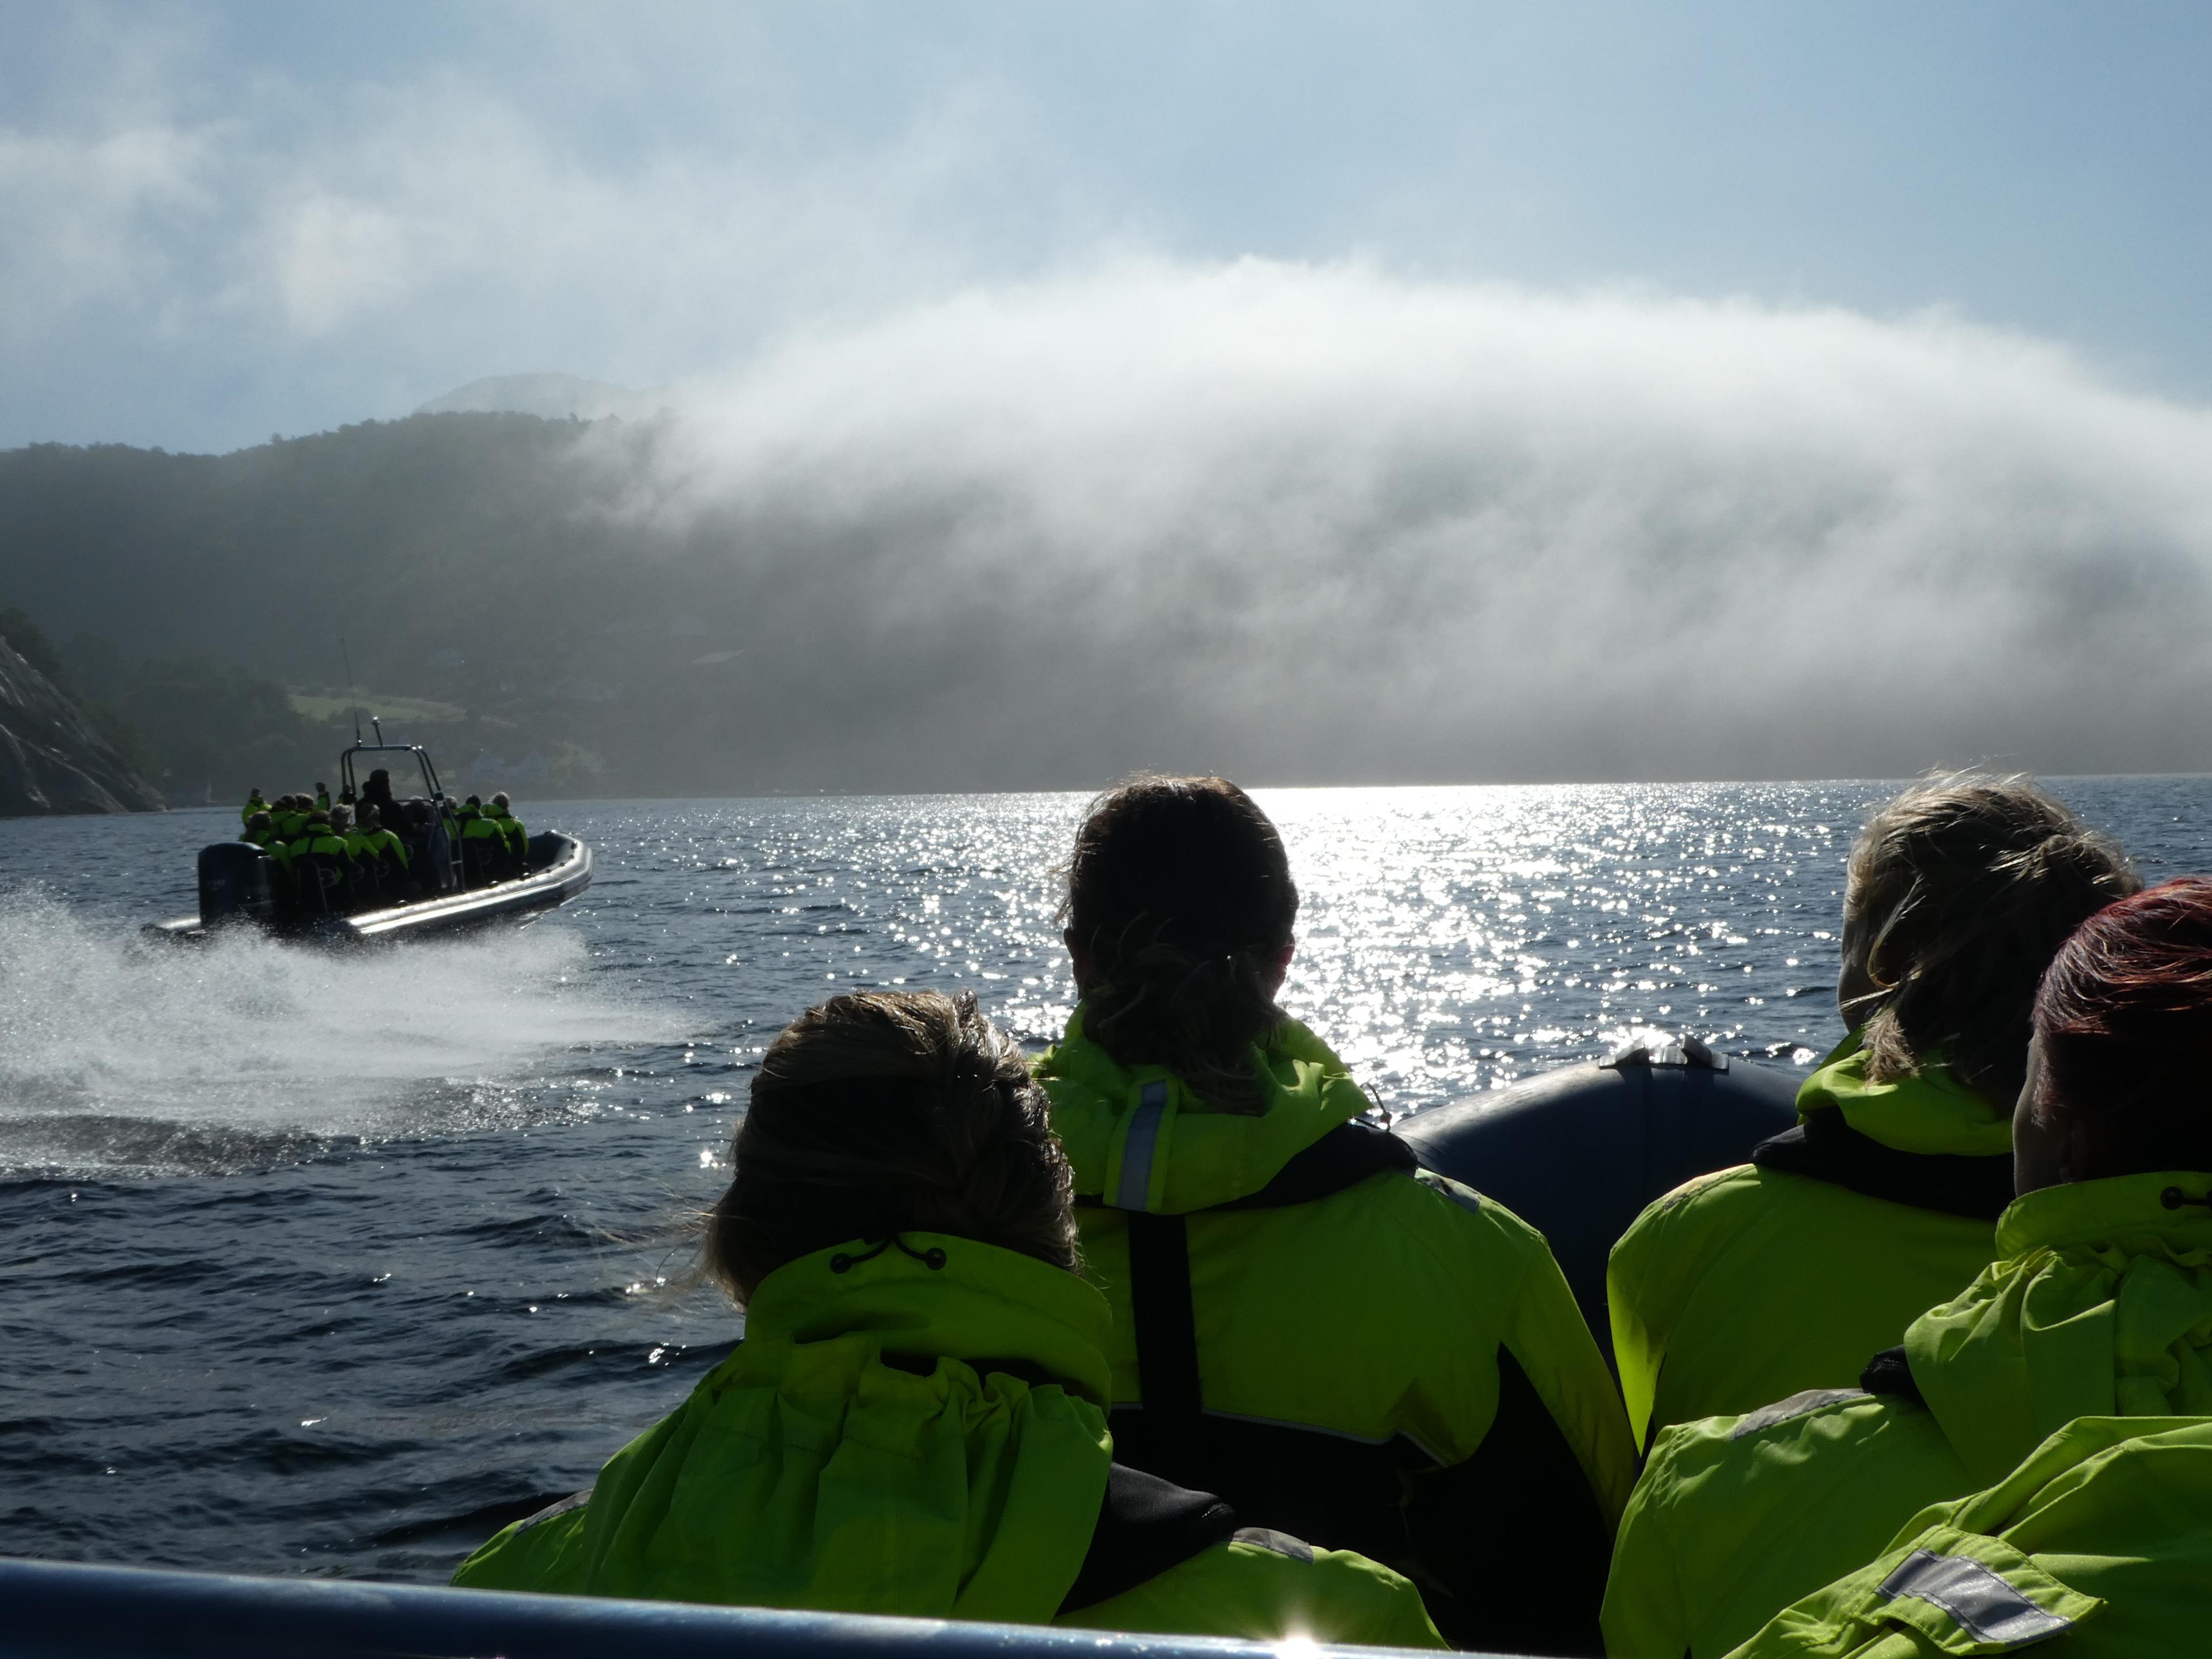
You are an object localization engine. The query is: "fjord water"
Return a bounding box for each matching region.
[3,781,2208,1580]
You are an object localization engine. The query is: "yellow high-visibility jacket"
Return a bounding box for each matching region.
[1038,1012,1633,1654]
[1603,1171,2212,1659]
[454,1235,1444,1647]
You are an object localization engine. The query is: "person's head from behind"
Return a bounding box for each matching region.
[306,809,329,828]
[466,794,482,809]
[329,805,352,831]
[369,768,389,787]
[2016,879,2212,1193]
[1061,775,1298,1107]
[1839,772,2137,1107]
[703,990,1077,1304]
[493,791,511,811]
[361,805,381,829]
[247,811,271,834]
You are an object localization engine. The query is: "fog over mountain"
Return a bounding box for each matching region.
[414,375,668,423]
[9,262,2212,792]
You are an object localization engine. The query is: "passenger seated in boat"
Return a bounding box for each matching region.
[396,798,440,892]
[489,791,527,868]
[1033,775,1633,1654]
[272,795,311,840]
[326,806,370,907]
[241,787,267,828]
[243,810,279,850]
[457,793,513,884]
[452,989,1444,1647]
[354,805,410,898]
[286,810,357,915]
[1608,773,2138,1456]
[1604,877,2212,1659]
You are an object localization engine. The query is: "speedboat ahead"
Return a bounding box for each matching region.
[145,739,590,946]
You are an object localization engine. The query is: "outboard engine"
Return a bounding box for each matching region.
[198,841,277,929]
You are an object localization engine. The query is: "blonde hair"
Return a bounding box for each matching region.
[703,990,1077,1301]
[1847,771,2139,1105]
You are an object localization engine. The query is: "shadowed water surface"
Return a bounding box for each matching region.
[2,781,2207,1578]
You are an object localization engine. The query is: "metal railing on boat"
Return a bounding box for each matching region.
[0,1556,1466,1659]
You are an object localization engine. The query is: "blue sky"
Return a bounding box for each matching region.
[5,0,2210,453]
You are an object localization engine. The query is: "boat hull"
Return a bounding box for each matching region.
[146,831,591,945]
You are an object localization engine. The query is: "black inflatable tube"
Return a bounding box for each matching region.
[1396,1042,1802,1366]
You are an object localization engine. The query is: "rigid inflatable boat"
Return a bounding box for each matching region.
[144,740,592,946]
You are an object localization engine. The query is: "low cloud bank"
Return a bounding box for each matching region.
[584,260,2212,784]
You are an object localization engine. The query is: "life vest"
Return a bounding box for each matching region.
[1728,1415,2212,1659]
[1037,1013,1633,1653]
[452,1235,1441,1646]
[1603,1171,2212,1659]
[1609,1033,2010,1451]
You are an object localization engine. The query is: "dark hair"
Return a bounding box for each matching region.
[2032,878,2212,1179]
[1846,772,2138,1106]
[703,991,1077,1302]
[1062,775,1298,1108]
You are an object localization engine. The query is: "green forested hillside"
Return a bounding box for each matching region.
[1,415,766,797]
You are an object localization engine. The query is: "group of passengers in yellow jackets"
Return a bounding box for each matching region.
[238,782,525,910]
[450,771,2212,1658]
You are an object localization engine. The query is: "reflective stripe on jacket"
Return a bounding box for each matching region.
[1037,1012,1632,1654]
[1609,1035,2009,1452]
[1722,1416,2212,1659]
[452,1234,1441,1647]
[1603,1171,2212,1659]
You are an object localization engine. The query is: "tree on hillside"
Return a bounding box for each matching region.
[116,657,329,804]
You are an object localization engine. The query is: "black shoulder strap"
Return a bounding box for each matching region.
[1124,1210,1203,1435]
[1214,1119,1419,1211]
[1122,1120,1416,1445]
[1058,1463,1240,1614]
[1751,1108,2014,1221]
[1859,1345,1927,1407]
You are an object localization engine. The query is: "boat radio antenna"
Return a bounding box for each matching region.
[340,635,363,745]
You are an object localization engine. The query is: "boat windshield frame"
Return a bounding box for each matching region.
[339,743,446,805]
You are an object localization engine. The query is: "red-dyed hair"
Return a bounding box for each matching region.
[2032,877,2212,1177]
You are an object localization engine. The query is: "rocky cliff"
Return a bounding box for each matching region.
[0,634,165,815]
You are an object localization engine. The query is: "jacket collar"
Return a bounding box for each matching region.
[1908,1171,2212,1485]
[742,1232,1113,1407]
[1796,1032,2010,1157]
[1036,1010,1368,1212]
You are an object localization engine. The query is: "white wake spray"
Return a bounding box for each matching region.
[0,890,674,1176]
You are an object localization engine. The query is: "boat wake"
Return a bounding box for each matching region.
[0,889,673,1179]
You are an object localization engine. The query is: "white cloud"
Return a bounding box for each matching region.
[593,260,2212,781]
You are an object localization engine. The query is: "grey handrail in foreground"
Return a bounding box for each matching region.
[0,1556,1469,1659]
